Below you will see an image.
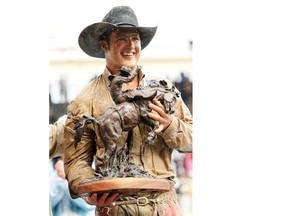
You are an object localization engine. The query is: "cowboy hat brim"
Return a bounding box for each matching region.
[78,22,157,58]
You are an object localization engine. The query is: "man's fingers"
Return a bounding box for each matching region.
[84,193,98,205]
[155,125,164,133]
[85,192,122,207]
[98,192,110,203]
[148,103,165,117]
[106,193,122,203]
[152,98,164,108]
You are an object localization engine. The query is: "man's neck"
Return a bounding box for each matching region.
[122,75,139,90]
[106,65,137,75]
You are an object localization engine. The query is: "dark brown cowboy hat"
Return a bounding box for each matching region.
[78,6,158,58]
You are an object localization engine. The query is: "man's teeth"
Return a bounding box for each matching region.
[122,52,133,56]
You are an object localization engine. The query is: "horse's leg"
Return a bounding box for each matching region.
[137,104,159,145]
[145,122,159,145]
[98,110,123,171]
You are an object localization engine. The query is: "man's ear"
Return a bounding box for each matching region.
[99,40,108,50]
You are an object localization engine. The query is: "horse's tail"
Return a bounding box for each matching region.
[74,115,99,147]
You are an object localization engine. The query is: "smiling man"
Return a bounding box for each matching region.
[63,6,193,216]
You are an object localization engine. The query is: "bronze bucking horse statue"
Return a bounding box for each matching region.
[73,66,180,178]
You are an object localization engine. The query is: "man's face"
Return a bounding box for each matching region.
[103,28,141,73]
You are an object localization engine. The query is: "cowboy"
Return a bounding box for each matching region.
[63,6,193,216]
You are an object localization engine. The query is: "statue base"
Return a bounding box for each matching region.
[77,177,171,197]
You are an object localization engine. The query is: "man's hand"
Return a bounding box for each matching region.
[54,160,65,179]
[148,98,173,133]
[84,192,122,206]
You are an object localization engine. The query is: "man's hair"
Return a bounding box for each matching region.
[52,156,62,167]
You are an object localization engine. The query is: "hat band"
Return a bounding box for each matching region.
[116,22,137,27]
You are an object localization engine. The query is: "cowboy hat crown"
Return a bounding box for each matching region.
[78,6,157,58]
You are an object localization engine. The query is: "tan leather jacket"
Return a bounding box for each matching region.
[63,67,193,197]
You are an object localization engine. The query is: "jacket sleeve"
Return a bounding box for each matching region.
[63,102,97,198]
[161,95,193,153]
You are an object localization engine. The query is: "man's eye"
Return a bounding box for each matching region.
[117,37,126,41]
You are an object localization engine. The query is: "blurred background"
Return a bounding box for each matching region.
[49,1,193,215]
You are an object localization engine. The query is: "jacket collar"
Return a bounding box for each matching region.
[103,65,146,87]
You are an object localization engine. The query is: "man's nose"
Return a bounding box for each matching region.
[126,38,136,49]
[128,37,135,45]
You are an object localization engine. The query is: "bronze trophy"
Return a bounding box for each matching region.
[74,66,180,198]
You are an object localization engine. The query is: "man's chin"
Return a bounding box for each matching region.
[119,62,137,69]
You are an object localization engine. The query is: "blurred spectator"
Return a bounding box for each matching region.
[172,150,185,193]
[49,114,67,216]
[49,156,96,216]
[185,153,193,178]
[49,115,67,159]
[189,40,193,50]
[49,93,57,124]
[59,77,68,103]
[174,72,193,114]
[172,150,187,179]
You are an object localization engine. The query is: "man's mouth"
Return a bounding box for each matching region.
[122,52,134,56]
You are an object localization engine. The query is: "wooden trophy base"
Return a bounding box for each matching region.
[77,177,170,197]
